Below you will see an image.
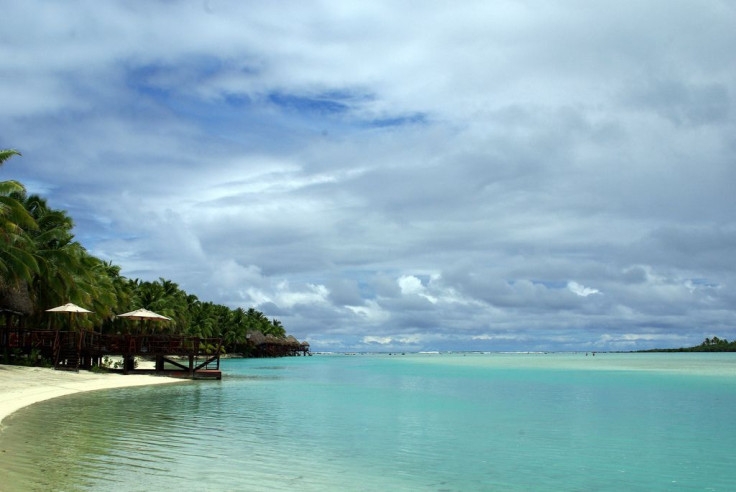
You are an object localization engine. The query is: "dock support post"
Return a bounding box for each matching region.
[123,355,135,374]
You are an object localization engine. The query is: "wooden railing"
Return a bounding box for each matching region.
[81,332,221,357]
[3,330,221,358]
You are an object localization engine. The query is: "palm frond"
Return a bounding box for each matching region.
[0,149,22,166]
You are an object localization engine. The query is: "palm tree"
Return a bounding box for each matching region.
[270,318,286,337]
[189,301,216,338]
[16,193,97,329]
[222,307,248,350]
[0,150,38,287]
[0,149,21,164]
[75,255,119,326]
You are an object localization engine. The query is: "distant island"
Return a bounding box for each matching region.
[639,337,736,353]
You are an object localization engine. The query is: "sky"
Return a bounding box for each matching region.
[1,0,735,352]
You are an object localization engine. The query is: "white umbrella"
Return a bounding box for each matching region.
[46,303,92,331]
[116,308,171,321]
[116,308,171,334]
[46,303,92,314]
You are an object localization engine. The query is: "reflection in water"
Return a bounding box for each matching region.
[3,382,232,490]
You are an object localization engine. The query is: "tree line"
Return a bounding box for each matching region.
[639,336,736,352]
[1,149,287,353]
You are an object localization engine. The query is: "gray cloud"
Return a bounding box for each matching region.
[2,0,735,351]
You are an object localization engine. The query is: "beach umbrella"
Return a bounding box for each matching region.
[117,308,172,321]
[46,303,92,331]
[46,303,93,314]
[116,308,171,333]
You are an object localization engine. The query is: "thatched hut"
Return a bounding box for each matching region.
[0,280,33,316]
[263,334,285,356]
[244,331,309,357]
[244,330,267,357]
[284,335,300,355]
[246,330,266,344]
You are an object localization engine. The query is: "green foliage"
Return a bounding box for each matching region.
[0,149,22,164]
[694,336,736,352]
[28,348,43,366]
[641,336,736,352]
[1,148,290,352]
[1,151,40,286]
[8,347,49,366]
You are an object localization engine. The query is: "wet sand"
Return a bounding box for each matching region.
[0,365,183,426]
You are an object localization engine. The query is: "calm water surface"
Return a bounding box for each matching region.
[2,353,736,491]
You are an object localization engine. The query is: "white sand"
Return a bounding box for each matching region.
[0,365,184,426]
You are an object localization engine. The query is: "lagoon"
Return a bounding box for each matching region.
[2,352,736,491]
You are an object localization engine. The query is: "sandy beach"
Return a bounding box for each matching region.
[0,365,184,426]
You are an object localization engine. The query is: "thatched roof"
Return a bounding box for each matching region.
[264,334,282,345]
[246,330,308,350]
[246,330,267,345]
[0,280,33,315]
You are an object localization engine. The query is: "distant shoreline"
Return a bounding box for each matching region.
[0,365,184,426]
[637,337,736,353]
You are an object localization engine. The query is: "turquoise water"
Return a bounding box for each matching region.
[2,353,736,491]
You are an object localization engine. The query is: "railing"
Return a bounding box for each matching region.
[196,338,223,370]
[82,332,221,357]
[52,331,82,370]
[24,330,57,350]
[4,329,222,368]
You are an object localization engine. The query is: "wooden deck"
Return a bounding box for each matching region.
[1,329,222,380]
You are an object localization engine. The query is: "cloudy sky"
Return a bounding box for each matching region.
[2,1,735,351]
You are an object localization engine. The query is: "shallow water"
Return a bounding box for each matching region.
[2,353,736,491]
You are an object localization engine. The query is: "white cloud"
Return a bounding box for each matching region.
[362,336,393,345]
[472,334,526,342]
[345,300,390,323]
[361,333,429,347]
[398,275,424,295]
[271,282,330,309]
[2,1,735,351]
[567,281,601,297]
[396,334,422,344]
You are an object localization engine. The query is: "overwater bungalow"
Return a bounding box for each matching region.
[244,331,310,357]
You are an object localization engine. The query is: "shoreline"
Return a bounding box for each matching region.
[0,364,185,426]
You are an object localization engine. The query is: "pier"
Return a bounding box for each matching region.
[1,327,222,380]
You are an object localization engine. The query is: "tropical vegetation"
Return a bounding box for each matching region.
[0,149,288,354]
[639,336,736,352]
